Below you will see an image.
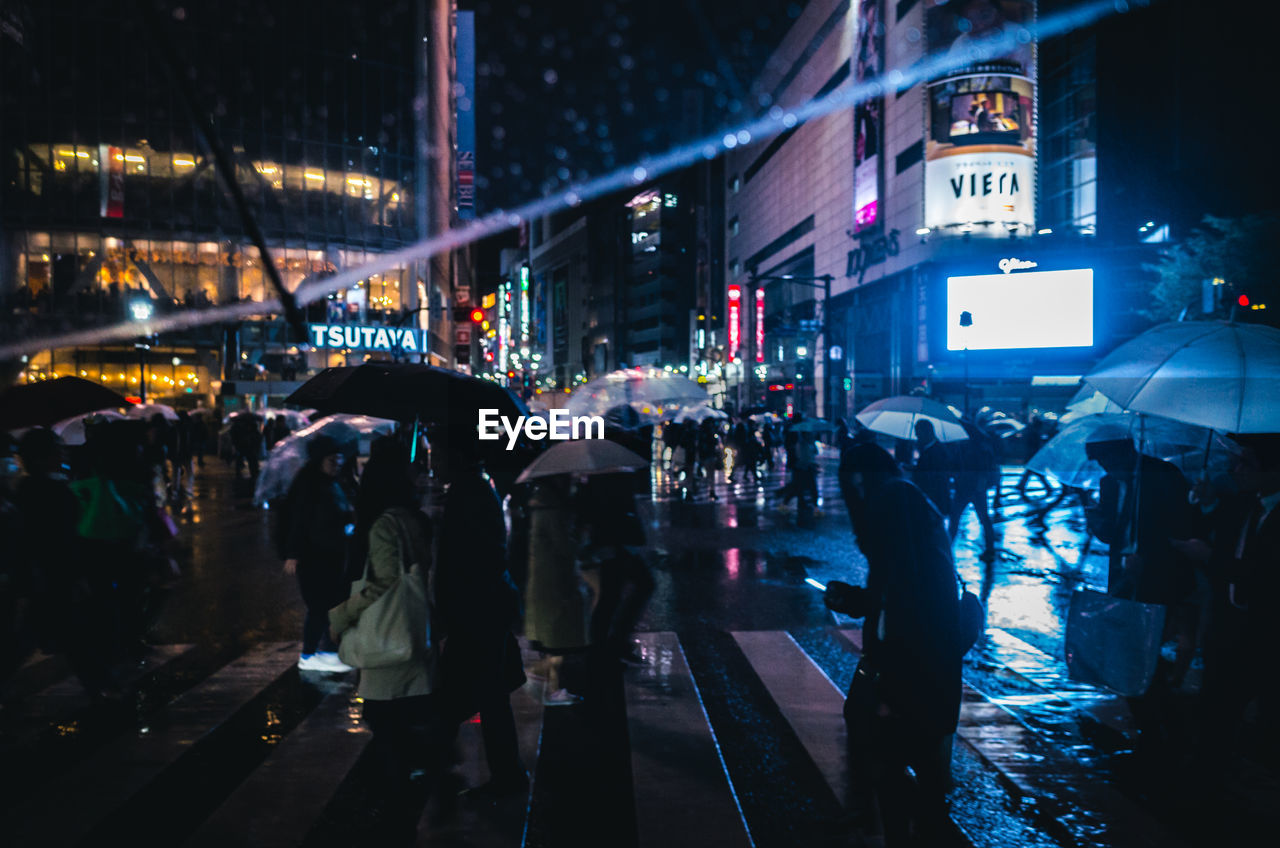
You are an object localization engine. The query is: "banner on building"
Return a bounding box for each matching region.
[924,0,1036,233]
[455,11,477,219]
[852,0,884,233]
[100,145,124,219]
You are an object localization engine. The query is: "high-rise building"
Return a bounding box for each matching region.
[722,0,1224,421]
[0,0,465,407]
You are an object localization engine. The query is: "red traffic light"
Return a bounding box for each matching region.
[470,308,486,323]
[1238,294,1250,307]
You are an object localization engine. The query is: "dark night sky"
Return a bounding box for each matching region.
[468,0,807,210]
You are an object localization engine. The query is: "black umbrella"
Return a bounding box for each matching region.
[286,362,527,425]
[0,376,130,431]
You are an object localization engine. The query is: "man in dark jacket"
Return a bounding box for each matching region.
[1179,434,1280,783]
[825,442,962,845]
[436,441,527,795]
[282,435,355,672]
[949,419,998,556]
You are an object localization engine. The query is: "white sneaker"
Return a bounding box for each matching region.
[297,653,323,670]
[313,652,353,672]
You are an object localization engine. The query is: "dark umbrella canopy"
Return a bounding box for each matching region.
[286,363,533,476]
[0,376,129,431]
[286,362,528,426]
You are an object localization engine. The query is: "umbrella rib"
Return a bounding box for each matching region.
[1119,323,1218,408]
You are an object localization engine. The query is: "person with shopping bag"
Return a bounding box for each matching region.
[1079,426,1203,762]
[329,438,440,844]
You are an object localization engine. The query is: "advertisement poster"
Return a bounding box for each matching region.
[852,0,883,233]
[924,0,1036,232]
[455,11,477,219]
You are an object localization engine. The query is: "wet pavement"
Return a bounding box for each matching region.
[3,451,1277,846]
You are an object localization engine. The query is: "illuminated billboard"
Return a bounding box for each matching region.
[852,0,884,233]
[924,0,1037,234]
[946,268,1093,351]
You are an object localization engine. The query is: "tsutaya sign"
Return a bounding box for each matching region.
[308,323,428,352]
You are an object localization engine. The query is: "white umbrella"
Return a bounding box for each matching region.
[673,405,729,423]
[856,396,969,442]
[515,439,648,484]
[1027,412,1223,489]
[565,368,708,419]
[126,402,179,422]
[262,408,311,430]
[53,410,127,445]
[1085,321,1280,433]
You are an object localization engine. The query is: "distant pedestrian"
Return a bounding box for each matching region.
[911,419,951,519]
[949,420,999,556]
[577,471,653,666]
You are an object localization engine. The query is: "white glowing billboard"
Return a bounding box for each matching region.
[947,268,1094,351]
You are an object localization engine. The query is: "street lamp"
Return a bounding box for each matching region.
[746,272,835,417]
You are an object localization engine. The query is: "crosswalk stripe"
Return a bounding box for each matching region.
[730,630,849,804]
[184,678,369,848]
[9,641,301,846]
[2,644,193,752]
[626,632,753,848]
[422,645,546,846]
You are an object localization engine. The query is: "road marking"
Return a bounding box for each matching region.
[626,632,753,848]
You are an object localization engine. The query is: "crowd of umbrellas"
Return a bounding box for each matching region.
[3,318,1278,503]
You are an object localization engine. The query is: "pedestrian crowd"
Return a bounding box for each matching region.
[272,423,655,844]
[1,413,188,700]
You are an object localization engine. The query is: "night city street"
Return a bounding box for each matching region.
[3,0,1280,846]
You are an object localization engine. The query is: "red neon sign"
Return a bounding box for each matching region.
[727,284,741,359]
[755,288,765,363]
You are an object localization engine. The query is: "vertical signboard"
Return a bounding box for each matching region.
[755,288,766,363]
[100,145,124,219]
[924,0,1036,233]
[727,284,742,360]
[455,11,476,219]
[852,0,884,233]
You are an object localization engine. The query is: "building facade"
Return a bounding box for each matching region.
[723,0,1161,421]
[1,0,465,409]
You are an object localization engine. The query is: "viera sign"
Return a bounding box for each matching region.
[308,323,428,353]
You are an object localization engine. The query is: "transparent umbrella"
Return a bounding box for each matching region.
[514,439,648,484]
[856,396,969,442]
[254,414,395,504]
[565,368,708,420]
[1085,320,1280,433]
[1027,412,1224,489]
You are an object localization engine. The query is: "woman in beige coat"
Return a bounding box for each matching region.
[330,438,437,844]
[523,475,589,703]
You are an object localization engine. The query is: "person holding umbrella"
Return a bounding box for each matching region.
[281,435,356,672]
[1083,426,1202,762]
